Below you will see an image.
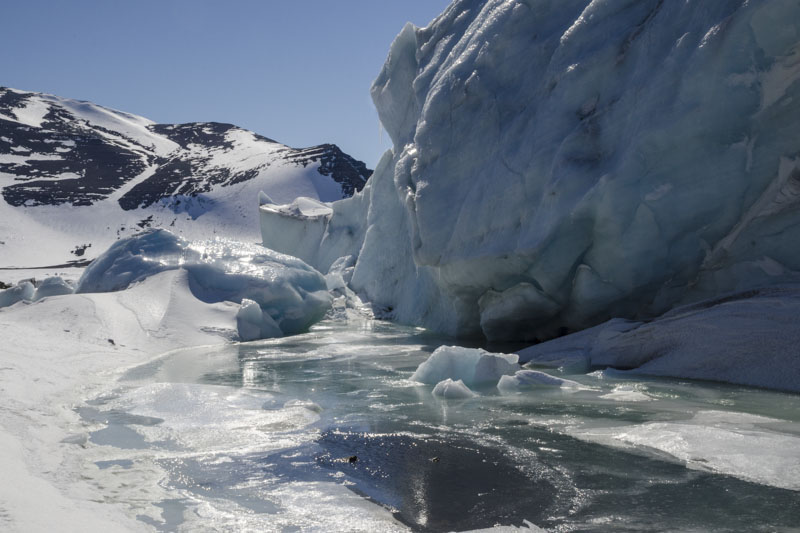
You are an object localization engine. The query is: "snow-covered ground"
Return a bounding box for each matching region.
[0,271,237,531]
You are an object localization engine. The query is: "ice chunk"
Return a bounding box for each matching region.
[236,298,282,342]
[32,276,73,301]
[259,197,333,267]
[0,281,34,308]
[76,229,331,339]
[411,346,518,386]
[432,378,476,399]
[497,370,581,392]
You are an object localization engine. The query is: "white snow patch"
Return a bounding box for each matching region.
[0,270,239,531]
[11,96,49,127]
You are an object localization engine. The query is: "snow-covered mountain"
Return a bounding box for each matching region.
[262,0,800,342]
[0,87,370,268]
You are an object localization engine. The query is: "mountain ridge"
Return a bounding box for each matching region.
[0,86,371,209]
[0,86,371,269]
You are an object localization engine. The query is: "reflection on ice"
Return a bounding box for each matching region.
[83,319,800,532]
[566,410,800,491]
[104,383,320,454]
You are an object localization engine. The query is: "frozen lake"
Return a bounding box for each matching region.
[81,318,800,531]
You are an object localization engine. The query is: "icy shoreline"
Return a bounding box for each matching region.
[1,270,799,531]
[0,271,242,531]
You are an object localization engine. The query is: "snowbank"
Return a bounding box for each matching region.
[411,345,518,385]
[261,0,800,342]
[76,229,331,339]
[0,269,239,531]
[0,276,74,308]
[33,276,74,300]
[519,286,800,392]
[0,281,34,308]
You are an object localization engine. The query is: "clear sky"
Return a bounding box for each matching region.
[0,0,451,168]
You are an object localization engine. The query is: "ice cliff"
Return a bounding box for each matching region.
[262,0,800,341]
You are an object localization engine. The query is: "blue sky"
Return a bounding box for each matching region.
[0,1,451,168]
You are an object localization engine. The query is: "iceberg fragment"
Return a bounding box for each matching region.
[432,378,476,399]
[411,345,518,386]
[236,298,282,341]
[76,229,331,339]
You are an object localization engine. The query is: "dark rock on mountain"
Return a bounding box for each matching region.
[0,87,371,210]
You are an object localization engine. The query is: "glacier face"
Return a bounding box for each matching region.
[262,0,800,341]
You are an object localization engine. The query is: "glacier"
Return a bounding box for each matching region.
[260,0,800,344]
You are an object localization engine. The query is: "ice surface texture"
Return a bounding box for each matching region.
[497,370,581,392]
[519,286,800,392]
[260,0,800,341]
[76,229,331,339]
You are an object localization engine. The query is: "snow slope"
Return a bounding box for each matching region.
[0,87,370,272]
[261,0,800,342]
